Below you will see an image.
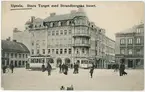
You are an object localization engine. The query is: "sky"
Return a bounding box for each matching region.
[1,1,144,40]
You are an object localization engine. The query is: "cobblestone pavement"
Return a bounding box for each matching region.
[1,68,144,90]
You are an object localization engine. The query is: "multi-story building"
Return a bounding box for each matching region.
[115,23,144,69]
[1,38,30,67]
[13,8,115,68]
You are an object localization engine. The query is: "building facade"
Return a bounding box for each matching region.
[115,23,144,69]
[13,8,115,68]
[1,39,30,67]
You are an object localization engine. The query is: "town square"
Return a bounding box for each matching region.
[1,1,144,90]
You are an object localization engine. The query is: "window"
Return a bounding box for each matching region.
[37,49,40,54]
[64,30,67,35]
[60,49,63,54]
[23,54,25,58]
[69,30,71,34]
[48,49,50,54]
[42,49,45,54]
[128,38,133,44]
[136,38,141,44]
[69,48,71,54]
[52,49,54,53]
[50,22,53,27]
[19,54,21,58]
[82,48,85,53]
[15,53,17,58]
[52,31,55,35]
[60,30,63,35]
[77,49,79,54]
[36,40,39,45]
[58,21,61,26]
[56,49,58,54]
[120,49,125,54]
[64,49,67,54]
[128,49,133,55]
[56,30,59,35]
[136,28,141,33]
[11,53,13,58]
[32,41,34,46]
[7,53,9,57]
[136,49,141,55]
[48,31,51,36]
[42,40,45,45]
[32,49,34,54]
[120,39,125,44]
[67,21,70,25]
[35,25,37,28]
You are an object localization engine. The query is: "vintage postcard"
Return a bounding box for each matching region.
[1,1,144,90]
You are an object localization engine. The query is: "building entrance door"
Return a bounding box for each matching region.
[128,60,133,68]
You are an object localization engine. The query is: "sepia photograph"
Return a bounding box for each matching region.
[1,1,144,91]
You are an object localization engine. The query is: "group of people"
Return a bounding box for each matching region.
[59,63,68,75]
[2,63,14,73]
[60,85,74,90]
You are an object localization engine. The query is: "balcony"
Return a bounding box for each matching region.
[73,33,90,38]
[72,43,90,48]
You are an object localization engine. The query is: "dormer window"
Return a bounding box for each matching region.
[136,28,141,33]
[58,21,61,26]
[67,21,70,25]
[50,22,53,27]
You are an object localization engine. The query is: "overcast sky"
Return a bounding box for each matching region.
[1,1,144,40]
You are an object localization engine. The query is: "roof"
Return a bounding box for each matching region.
[117,23,144,34]
[25,20,32,25]
[44,11,86,22]
[2,40,30,53]
[33,18,43,23]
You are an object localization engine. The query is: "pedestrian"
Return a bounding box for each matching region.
[64,64,68,75]
[59,63,62,73]
[70,63,73,69]
[73,63,76,74]
[90,65,95,78]
[10,63,14,73]
[42,64,45,72]
[67,85,74,90]
[119,62,125,76]
[2,65,7,73]
[76,63,79,74]
[62,63,65,73]
[60,86,65,90]
[47,62,52,76]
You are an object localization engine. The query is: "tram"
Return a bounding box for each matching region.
[80,60,92,69]
[27,55,56,70]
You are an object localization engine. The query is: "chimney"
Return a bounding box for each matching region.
[13,40,17,42]
[31,16,35,23]
[50,13,56,17]
[70,10,77,14]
